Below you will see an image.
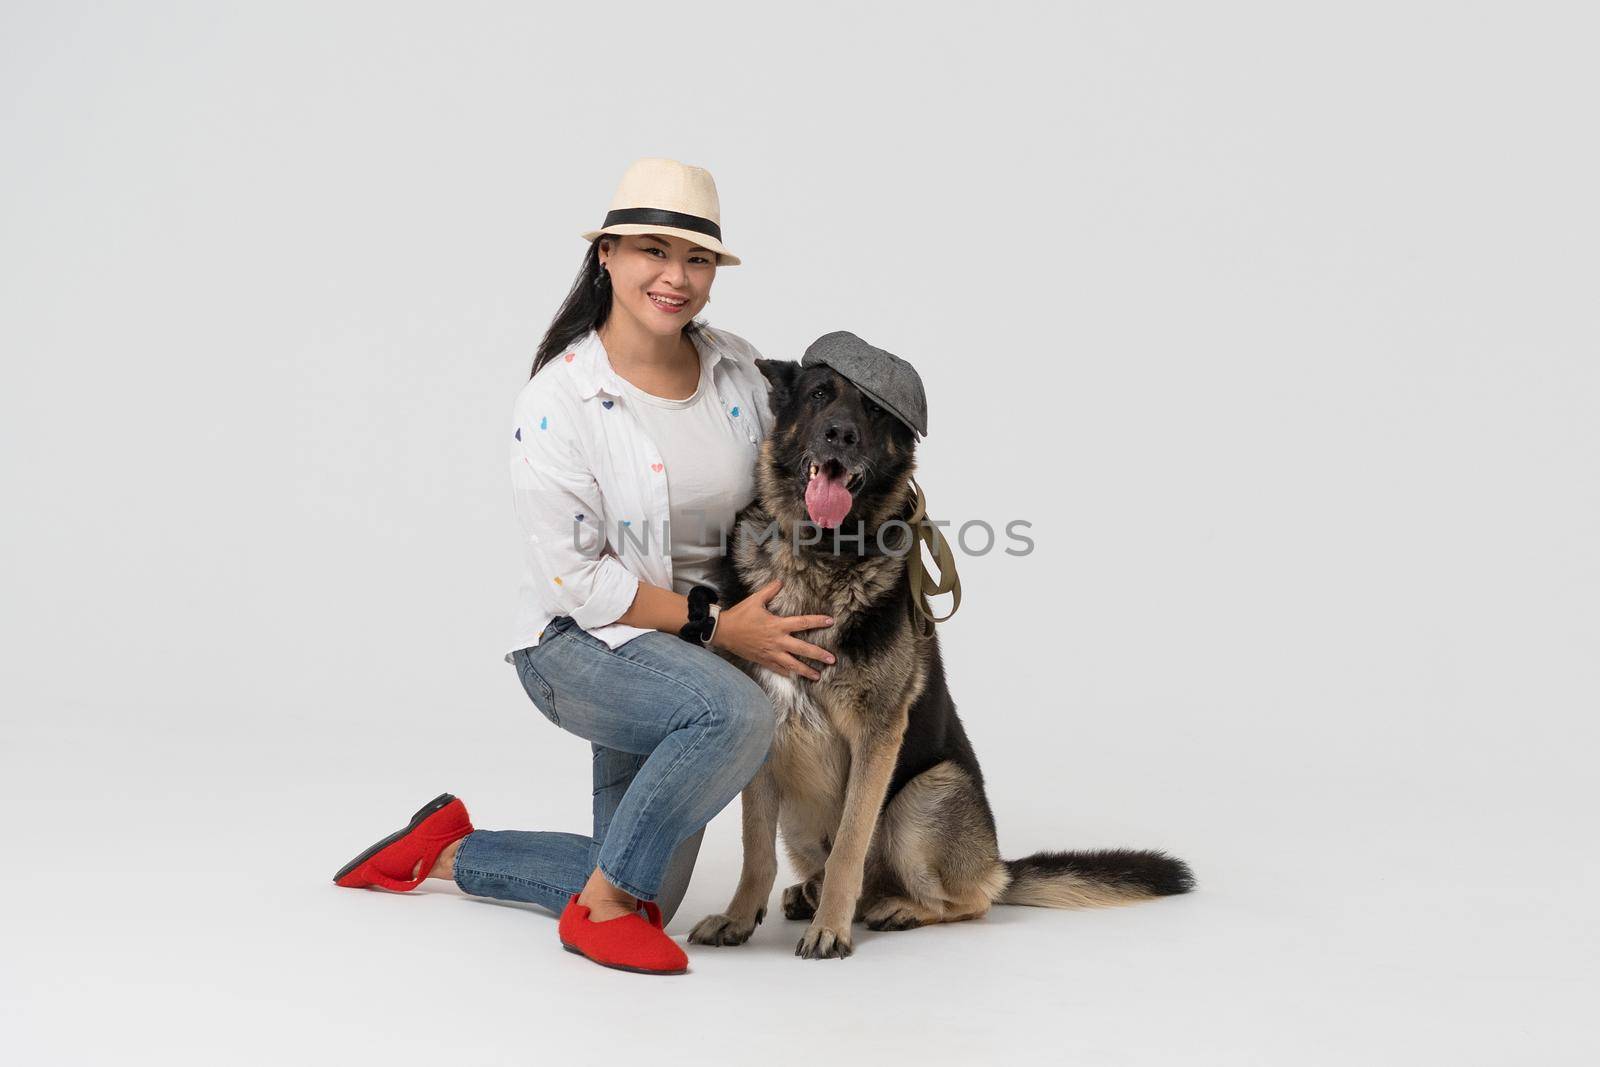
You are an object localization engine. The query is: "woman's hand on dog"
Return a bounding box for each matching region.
[713,578,836,681]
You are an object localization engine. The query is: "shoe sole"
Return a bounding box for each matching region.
[332,792,457,885]
[560,942,687,976]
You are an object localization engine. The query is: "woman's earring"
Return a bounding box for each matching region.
[594,264,610,289]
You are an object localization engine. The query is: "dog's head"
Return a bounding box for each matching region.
[754,358,918,532]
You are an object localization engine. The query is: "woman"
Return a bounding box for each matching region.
[332,158,836,975]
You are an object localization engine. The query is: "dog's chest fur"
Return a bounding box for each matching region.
[725,512,928,849]
[730,515,907,736]
[752,666,828,733]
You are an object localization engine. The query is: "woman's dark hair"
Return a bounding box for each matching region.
[530,235,704,378]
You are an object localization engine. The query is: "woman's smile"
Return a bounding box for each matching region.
[647,290,689,314]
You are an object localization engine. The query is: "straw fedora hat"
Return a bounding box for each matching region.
[581,157,741,266]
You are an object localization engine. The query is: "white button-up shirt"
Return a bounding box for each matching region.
[505,322,775,661]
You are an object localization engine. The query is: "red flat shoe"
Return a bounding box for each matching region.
[558,892,689,975]
[333,793,474,891]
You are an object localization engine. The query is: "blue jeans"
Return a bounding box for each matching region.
[452,614,775,924]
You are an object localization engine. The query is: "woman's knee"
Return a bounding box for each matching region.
[698,672,775,765]
[734,692,776,766]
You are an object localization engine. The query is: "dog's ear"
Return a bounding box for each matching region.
[755,358,800,411]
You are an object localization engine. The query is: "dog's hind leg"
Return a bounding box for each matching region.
[860,895,946,930]
[867,760,1008,930]
[781,876,822,920]
[779,812,833,920]
[687,764,781,947]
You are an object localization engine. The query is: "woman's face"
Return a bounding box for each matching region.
[599,233,717,338]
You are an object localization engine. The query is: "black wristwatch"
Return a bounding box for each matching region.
[679,584,722,648]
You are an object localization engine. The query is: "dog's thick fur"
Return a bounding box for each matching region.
[687,358,1194,959]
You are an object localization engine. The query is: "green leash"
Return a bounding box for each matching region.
[903,477,961,638]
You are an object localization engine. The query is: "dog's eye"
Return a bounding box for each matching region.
[863,399,883,416]
[810,387,829,401]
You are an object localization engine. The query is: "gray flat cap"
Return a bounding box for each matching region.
[800,330,928,437]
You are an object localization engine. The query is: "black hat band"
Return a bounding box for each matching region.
[601,207,722,242]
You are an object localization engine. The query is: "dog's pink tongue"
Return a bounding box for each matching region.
[805,468,853,528]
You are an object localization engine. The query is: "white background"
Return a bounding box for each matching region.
[4,2,1596,1064]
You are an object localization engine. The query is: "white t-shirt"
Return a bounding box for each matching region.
[612,348,758,597]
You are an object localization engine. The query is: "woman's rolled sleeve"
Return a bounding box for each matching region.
[511,400,641,631]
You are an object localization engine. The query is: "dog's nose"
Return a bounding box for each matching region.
[823,421,859,448]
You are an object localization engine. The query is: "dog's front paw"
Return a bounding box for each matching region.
[795,921,853,959]
[687,908,764,947]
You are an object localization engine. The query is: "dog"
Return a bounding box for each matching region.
[686,356,1194,959]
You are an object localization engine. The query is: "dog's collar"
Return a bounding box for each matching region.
[807,518,913,558]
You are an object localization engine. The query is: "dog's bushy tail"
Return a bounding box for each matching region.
[998,849,1195,908]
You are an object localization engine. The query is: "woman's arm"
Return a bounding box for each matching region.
[511,389,645,631]
[615,581,694,634]
[619,578,836,681]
